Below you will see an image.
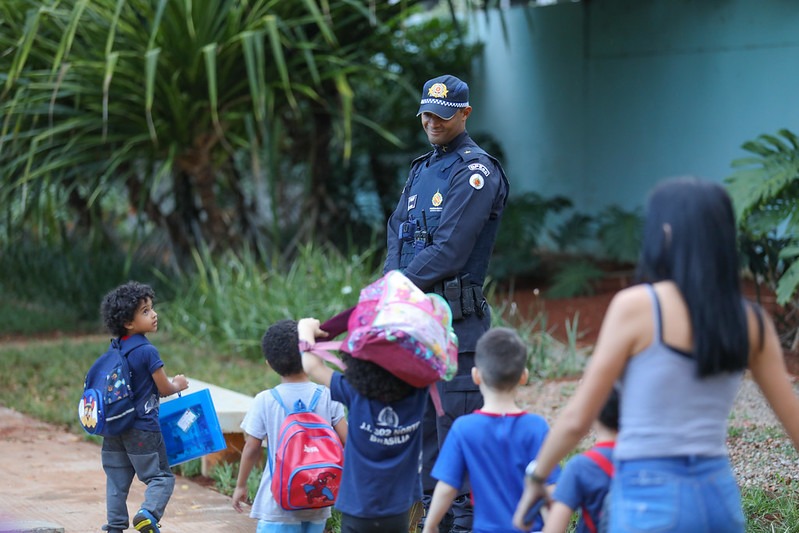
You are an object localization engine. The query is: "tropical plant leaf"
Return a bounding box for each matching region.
[596,205,643,264]
[726,128,799,323]
[776,261,799,306]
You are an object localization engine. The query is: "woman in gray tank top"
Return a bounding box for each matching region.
[513,178,799,533]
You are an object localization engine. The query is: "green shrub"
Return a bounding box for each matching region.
[489,192,572,283]
[0,239,166,326]
[159,243,382,359]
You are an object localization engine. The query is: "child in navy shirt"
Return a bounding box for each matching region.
[543,389,619,533]
[422,327,559,533]
[99,281,189,533]
[298,318,428,533]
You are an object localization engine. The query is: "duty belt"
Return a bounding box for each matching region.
[432,276,486,321]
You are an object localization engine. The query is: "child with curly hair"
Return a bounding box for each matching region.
[298,317,428,533]
[232,319,348,533]
[99,281,189,533]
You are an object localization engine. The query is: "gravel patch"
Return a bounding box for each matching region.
[516,374,799,492]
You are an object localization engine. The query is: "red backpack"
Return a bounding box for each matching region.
[269,387,344,510]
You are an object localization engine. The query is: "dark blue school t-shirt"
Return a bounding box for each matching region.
[329,372,427,518]
[120,334,164,432]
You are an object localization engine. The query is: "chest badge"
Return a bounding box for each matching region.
[469,174,485,190]
[431,190,443,207]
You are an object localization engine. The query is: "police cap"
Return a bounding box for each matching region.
[416,75,470,120]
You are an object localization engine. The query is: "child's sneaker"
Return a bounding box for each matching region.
[132,509,160,533]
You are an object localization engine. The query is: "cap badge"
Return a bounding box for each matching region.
[432,190,443,207]
[469,174,485,190]
[428,83,449,99]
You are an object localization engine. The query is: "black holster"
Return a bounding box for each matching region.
[434,275,486,321]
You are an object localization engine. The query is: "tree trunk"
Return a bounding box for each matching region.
[177,132,233,251]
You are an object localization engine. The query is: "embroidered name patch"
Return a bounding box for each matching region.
[469,174,485,190]
[468,163,490,176]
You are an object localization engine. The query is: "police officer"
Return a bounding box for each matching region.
[384,74,510,533]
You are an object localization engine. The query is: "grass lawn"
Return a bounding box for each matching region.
[0,332,277,433]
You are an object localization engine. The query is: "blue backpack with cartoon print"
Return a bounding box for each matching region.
[78,339,137,436]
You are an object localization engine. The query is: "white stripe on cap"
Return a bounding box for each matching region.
[419,99,470,108]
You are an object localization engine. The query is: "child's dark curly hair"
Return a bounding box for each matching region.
[262,319,303,377]
[101,281,156,338]
[341,352,417,403]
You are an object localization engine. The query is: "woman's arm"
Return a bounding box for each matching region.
[747,307,799,451]
[514,286,647,529]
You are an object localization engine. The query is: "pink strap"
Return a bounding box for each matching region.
[429,384,445,417]
[299,340,348,371]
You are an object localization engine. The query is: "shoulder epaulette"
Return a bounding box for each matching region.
[456,145,488,162]
[410,151,434,167]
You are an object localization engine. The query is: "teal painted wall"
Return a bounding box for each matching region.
[468,0,799,213]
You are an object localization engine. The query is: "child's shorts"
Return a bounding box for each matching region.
[256,520,326,533]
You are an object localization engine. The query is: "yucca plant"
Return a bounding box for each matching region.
[0,0,421,262]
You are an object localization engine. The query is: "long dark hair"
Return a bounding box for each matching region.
[636,177,748,376]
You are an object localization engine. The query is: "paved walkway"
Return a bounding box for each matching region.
[0,407,255,533]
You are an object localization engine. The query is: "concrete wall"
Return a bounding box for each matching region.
[468,0,799,213]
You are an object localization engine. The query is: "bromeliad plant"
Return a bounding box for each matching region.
[725,128,799,352]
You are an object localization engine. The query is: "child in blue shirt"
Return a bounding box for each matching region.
[543,389,619,533]
[422,327,559,533]
[298,317,428,533]
[99,281,189,533]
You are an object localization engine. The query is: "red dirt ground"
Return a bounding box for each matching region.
[495,278,799,375]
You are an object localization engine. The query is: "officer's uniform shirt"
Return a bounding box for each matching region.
[384,130,509,352]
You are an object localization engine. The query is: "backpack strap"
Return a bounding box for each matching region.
[580,448,614,533]
[582,507,598,533]
[111,338,135,398]
[429,384,445,417]
[307,386,323,411]
[320,307,355,337]
[583,448,614,477]
[270,388,289,414]
[271,387,324,415]
[300,340,349,372]
[749,301,765,352]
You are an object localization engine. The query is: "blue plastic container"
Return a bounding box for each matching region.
[159,389,227,466]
